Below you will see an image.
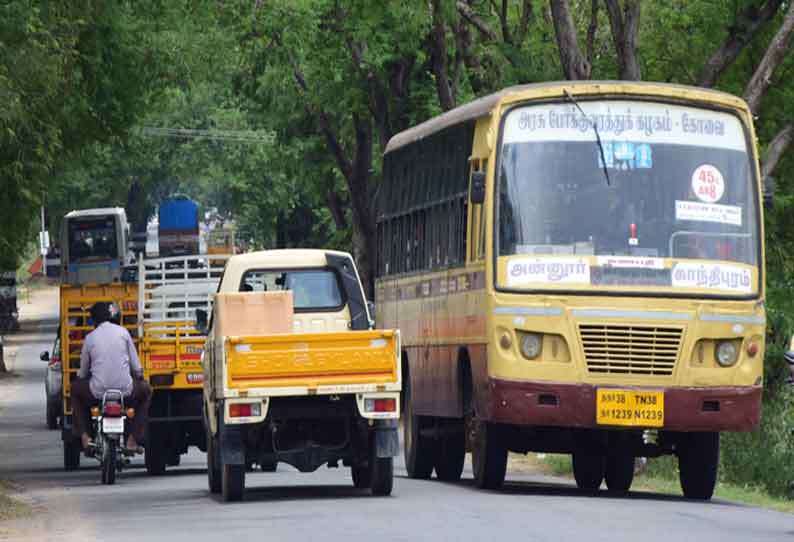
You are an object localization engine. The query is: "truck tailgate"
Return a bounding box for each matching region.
[225,329,399,391]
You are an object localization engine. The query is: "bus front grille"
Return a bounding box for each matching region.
[579,324,683,376]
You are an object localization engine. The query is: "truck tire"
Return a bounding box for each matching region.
[221,464,245,502]
[207,433,221,494]
[63,439,81,471]
[605,454,635,493]
[470,420,507,490]
[46,401,59,430]
[370,450,393,496]
[572,450,605,491]
[351,464,371,489]
[434,424,465,482]
[678,432,719,500]
[404,378,435,479]
[145,426,167,476]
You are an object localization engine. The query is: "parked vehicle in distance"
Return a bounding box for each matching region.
[0,271,19,333]
[158,196,200,258]
[201,249,401,502]
[41,330,63,430]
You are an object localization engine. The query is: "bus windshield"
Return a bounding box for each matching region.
[497,100,760,296]
[67,217,118,262]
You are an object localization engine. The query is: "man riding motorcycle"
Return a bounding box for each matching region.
[71,302,152,453]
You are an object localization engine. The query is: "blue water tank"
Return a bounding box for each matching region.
[159,197,198,232]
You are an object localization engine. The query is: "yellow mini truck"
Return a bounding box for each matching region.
[199,249,401,501]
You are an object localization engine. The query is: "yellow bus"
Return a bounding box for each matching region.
[375,81,769,500]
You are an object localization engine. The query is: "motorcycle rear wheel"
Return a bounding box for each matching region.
[101,439,117,485]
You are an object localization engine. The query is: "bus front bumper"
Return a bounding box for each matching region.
[488,379,762,432]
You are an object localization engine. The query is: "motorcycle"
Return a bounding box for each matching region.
[89,389,134,485]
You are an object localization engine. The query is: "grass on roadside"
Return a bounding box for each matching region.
[0,481,31,521]
[511,453,794,514]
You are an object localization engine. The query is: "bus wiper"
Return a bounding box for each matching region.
[563,89,611,186]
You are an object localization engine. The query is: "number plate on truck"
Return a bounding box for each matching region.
[596,389,664,427]
[103,417,124,433]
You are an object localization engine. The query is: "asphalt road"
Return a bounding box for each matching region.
[1,287,793,542]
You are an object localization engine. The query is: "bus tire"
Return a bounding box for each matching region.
[403,377,435,479]
[605,454,635,493]
[221,463,245,502]
[434,424,465,482]
[678,432,719,500]
[63,439,81,471]
[206,433,221,494]
[572,450,605,491]
[471,421,507,490]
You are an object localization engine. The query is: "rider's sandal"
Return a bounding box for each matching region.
[122,445,144,456]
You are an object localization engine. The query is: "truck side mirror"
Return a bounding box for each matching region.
[470,171,486,204]
[40,351,50,362]
[195,309,208,335]
[763,175,775,210]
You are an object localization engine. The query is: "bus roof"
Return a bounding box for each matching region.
[383,80,750,155]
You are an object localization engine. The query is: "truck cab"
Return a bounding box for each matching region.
[201,249,401,501]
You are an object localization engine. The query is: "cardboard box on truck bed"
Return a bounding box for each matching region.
[214,291,293,339]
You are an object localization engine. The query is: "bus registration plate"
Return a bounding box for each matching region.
[596,389,664,427]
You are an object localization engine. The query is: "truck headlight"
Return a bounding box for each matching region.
[716,341,739,367]
[519,332,542,360]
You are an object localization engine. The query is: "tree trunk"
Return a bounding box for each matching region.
[550,0,592,80]
[744,2,794,114]
[604,0,642,80]
[698,0,784,88]
[431,0,456,111]
[761,123,794,179]
[0,336,6,373]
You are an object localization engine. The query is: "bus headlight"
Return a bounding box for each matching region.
[716,341,739,367]
[518,332,542,360]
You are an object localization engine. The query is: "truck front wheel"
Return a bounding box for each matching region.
[206,433,221,494]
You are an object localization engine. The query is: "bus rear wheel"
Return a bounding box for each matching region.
[403,378,435,479]
[678,432,719,500]
[434,422,465,482]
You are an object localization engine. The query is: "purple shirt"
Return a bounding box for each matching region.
[78,322,141,399]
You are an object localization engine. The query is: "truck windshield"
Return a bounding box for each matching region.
[68,217,118,262]
[240,269,343,310]
[497,100,759,296]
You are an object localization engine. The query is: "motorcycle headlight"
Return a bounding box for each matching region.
[519,332,543,360]
[716,340,739,367]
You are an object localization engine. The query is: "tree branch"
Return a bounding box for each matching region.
[744,2,794,114]
[698,0,784,88]
[586,0,599,66]
[500,0,512,44]
[515,0,534,45]
[604,0,642,80]
[761,123,794,179]
[456,0,498,41]
[550,0,591,80]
